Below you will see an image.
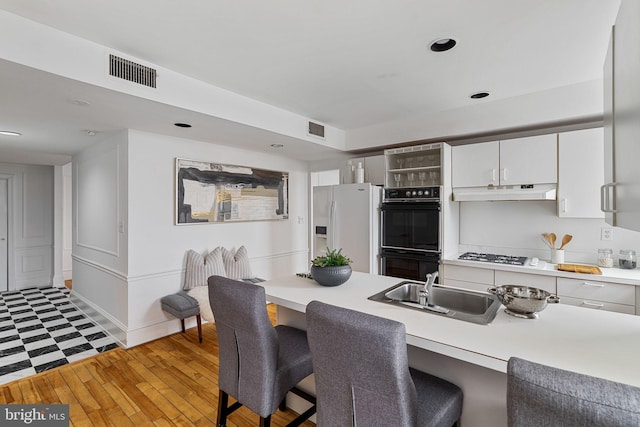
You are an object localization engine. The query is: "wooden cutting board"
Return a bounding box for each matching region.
[556,263,603,275]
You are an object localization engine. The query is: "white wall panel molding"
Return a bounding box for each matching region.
[126,268,184,284]
[71,254,127,282]
[74,143,120,257]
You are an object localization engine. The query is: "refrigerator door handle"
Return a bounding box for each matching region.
[329,200,336,249]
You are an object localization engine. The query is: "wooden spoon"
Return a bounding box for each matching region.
[559,234,573,249]
[549,233,557,249]
[541,233,553,248]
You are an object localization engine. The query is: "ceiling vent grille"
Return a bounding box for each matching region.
[308,121,325,138]
[109,54,157,88]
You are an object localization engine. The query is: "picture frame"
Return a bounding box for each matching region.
[175,158,289,224]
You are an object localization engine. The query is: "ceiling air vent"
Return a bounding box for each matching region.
[109,54,157,88]
[308,121,325,138]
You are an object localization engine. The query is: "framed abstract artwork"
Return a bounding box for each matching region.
[175,158,289,224]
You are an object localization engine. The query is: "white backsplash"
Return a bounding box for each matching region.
[458,200,640,265]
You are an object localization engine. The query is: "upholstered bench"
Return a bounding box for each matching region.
[161,291,203,343]
[162,277,266,344]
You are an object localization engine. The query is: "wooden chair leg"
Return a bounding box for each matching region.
[180,318,186,333]
[217,391,229,427]
[196,314,202,343]
[260,415,271,427]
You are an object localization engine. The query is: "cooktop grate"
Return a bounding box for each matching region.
[458,252,527,266]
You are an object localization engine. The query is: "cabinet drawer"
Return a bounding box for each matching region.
[443,265,494,285]
[557,277,636,305]
[444,279,493,294]
[494,270,556,293]
[560,296,635,315]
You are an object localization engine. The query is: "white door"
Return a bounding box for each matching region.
[0,179,7,291]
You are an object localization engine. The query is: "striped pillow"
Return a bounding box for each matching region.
[183,247,227,290]
[222,246,254,280]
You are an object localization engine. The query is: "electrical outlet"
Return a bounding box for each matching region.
[601,227,613,241]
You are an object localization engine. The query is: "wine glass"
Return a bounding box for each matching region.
[418,172,427,186]
[407,172,416,186]
[394,173,403,187]
[429,171,439,185]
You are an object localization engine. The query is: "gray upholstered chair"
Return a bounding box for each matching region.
[305,300,463,427]
[507,357,640,427]
[207,275,316,427]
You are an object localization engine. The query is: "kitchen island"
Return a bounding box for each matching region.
[260,272,640,426]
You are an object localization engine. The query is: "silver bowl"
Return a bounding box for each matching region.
[487,285,560,319]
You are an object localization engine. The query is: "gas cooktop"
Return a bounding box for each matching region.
[458,252,528,266]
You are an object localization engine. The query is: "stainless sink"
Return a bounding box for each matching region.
[368,281,501,325]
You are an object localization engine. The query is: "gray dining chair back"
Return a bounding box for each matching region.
[208,275,315,427]
[306,300,462,427]
[507,357,640,427]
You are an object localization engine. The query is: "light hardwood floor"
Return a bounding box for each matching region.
[0,304,315,427]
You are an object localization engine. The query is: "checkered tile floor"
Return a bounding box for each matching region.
[0,287,119,384]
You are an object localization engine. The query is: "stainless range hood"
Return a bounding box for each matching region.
[452,184,557,202]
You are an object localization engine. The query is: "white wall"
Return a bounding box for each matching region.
[72,129,310,347]
[458,200,640,265]
[0,163,54,290]
[71,131,129,344]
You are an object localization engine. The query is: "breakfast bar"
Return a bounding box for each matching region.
[260,272,640,426]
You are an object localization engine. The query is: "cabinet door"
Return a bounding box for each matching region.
[451,141,499,187]
[557,277,635,305]
[612,0,640,231]
[364,155,385,186]
[603,26,617,226]
[558,128,605,218]
[499,134,557,186]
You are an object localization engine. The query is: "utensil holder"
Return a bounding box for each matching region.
[550,249,565,264]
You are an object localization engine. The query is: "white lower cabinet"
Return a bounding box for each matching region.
[444,263,638,315]
[442,265,494,293]
[494,270,556,294]
[557,277,636,315]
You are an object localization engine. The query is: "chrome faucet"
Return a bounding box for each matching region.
[420,271,439,306]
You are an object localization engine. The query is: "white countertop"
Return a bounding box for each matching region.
[261,272,640,387]
[444,256,640,286]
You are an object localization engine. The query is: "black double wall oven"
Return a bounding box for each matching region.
[380,187,441,281]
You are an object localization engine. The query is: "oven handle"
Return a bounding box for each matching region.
[382,246,440,255]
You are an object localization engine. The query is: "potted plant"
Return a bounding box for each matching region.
[310,248,353,287]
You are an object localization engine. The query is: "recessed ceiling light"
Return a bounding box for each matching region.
[174,122,192,128]
[429,38,457,52]
[86,130,97,136]
[470,92,490,99]
[0,131,21,136]
[270,144,284,148]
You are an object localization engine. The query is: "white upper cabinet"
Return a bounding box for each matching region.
[557,128,605,218]
[452,134,557,188]
[603,0,640,231]
[452,141,499,187]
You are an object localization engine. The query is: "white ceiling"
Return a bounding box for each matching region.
[0,0,621,164]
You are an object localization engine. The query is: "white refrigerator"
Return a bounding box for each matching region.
[312,183,382,274]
